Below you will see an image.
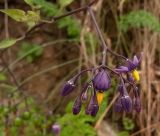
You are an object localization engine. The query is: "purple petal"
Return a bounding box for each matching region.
[93,69,111,91]
[121,95,132,113]
[81,83,91,101]
[85,91,99,116]
[133,55,139,66]
[127,59,136,71]
[61,80,75,96]
[115,66,129,73]
[72,96,82,115]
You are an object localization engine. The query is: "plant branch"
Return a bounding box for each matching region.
[15,0,97,42]
[87,6,107,65]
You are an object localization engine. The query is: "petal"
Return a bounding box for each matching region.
[93,69,111,91]
[121,95,132,113]
[133,55,139,66]
[127,59,136,71]
[86,91,99,116]
[115,66,129,73]
[72,96,82,115]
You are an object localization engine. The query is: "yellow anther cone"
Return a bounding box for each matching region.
[132,69,140,82]
[96,92,104,105]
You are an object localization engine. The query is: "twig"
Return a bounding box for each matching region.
[87,6,107,65]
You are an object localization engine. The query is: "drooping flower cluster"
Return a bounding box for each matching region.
[61,54,142,116]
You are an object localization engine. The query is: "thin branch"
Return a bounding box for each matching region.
[87,6,107,65]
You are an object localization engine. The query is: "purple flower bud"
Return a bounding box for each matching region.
[93,69,111,91]
[81,91,88,101]
[114,98,122,112]
[81,83,91,102]
[61,78,76,96]
[72,96,82,115]
[86,91,99,116]
[52,124,60,136]
[120,95,132,113]
[133,97,141,112]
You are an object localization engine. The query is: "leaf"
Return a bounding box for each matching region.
[0,9,25,22]
[0,39,17,49]
[25,11,41,27]
[59,0,74,8]
[24,0,34,7]
[118,10,160,32]
[0,9,40,28]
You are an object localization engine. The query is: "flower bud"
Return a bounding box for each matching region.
[72,96,82,115]
[81,83,91,102]
[93,69,111,91]
[52,124,60,136]
[86,91,99,116]
[120,95,132,113]
[61,78,76,96]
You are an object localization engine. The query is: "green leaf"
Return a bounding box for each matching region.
[0,9,40,28]
[118,10,160,32]
[123,117,135,131]
[25,11,40,28]
[24,0,34,7]
[0,39,17,49]
[0,9,25,22]
[59,0,74,8]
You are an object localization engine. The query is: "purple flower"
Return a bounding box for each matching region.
[115,54,142,73]
[72,96,82,115]
[86,90,99,116]
[52,124,60,136]
[61,77,76,96]
[120,95,132,113]
[127,55,140,71]
[93,69,111,91]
